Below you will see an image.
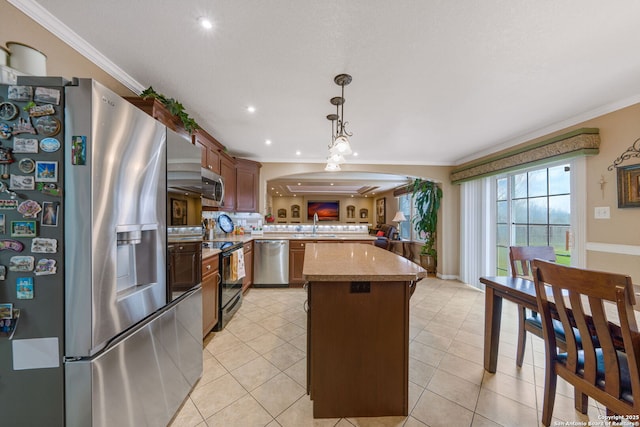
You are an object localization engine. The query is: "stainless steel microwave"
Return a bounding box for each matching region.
[167,129,225,208]
[201,168,225,207]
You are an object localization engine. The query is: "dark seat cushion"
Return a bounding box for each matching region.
[525,313,581,344]
[557,348,633,404]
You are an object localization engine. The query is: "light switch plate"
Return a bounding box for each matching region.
[594,206,610,219]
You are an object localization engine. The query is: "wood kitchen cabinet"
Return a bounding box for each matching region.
[202,253,220,338]
[168,242,202,292]
[219,151,236,211]
[235,158,261,213]
[193,129,223,175]
[242,241,253,293]
[289,240,314,286]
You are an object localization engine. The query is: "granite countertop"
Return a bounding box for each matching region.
[303,242,427,282]
[205,233,376,242]
[202,247,221,259]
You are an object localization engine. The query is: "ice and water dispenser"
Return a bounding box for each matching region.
[116,224,159,295]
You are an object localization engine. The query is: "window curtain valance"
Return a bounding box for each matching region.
[450,128,600,184]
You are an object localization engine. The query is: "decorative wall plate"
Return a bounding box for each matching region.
[218,214,234,233]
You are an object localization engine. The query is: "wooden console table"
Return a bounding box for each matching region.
[303,243,426,418]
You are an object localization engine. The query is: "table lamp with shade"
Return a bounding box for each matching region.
[392,211,406,240]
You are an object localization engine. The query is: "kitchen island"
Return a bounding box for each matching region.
[303,243,426,418]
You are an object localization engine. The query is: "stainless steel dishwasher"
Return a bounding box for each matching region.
[253,240,290,287]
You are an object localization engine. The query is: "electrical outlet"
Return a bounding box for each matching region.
[350,282,370,293]
[594,206,610,219]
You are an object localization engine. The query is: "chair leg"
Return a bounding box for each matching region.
[516,305,527,367]
[574,389,588,414]
[541,364,558,427]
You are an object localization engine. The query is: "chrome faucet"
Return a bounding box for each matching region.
[313,212,318,235]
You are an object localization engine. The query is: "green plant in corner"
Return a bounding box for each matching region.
[139,86,199,134]
[410,178,443,272]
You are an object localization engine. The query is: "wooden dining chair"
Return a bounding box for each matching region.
[532,260,640,426]
[509,246,559,367]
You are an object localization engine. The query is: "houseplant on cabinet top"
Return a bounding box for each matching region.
[410,178,442,273]
[139,87,199,134]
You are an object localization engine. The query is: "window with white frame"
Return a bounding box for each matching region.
[397,194,412,240]
[495,163,571,276]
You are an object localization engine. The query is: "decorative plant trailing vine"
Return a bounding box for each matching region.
[140,86,199,134]
[410,178,443,262]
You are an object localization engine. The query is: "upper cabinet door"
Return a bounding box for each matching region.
[193,129,222,175]
[219,152,236,211]
[235,158,261,213]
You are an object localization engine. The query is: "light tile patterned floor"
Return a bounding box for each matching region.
[170,277,610,427]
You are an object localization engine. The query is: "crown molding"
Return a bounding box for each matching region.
[8,0,144,94]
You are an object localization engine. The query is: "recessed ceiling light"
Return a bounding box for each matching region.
[265,139,272,145]
[330,183,334,186]
[297,183,301,185]
[246,106,256,113]
[198,17,213,29]
[353,152,358,156]
[296,150,301,156]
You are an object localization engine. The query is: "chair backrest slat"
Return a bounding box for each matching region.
[532,259,640,415]
[509,246,556,278]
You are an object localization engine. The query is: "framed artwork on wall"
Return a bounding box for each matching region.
[171,198,187,225]
[617,163,640,208]
[376,197,386,225]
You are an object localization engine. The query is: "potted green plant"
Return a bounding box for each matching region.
[139,87,199,134]
[410,178,442,273]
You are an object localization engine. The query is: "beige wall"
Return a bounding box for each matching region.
[271,196,374,225]
[1,1,133,96]
[260,163,459,279]
[458,104,640,283]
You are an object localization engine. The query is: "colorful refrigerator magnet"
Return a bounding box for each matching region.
[28,104,55,117]
[9,256,34,272]
[0,239,24,252]
[17,200,42,219]
[13,137,39,153]
[8,85,32,101]
[31,238,57,253]
[12,117,36,135]
[33,116,60,136]
[71,136,86,165]
[0,102,19,120]
[9,175,35,191]
[10,220,37,238]
[34,87,60,105]
[39,138,60,153]
[16,277,34,299]
[35,161,58,182]
[34,259,56,276]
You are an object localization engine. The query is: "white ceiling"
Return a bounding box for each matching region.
[12,0,640,194]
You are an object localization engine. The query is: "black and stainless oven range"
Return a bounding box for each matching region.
[205,241,244,330]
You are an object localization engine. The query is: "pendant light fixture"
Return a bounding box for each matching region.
[325,113,342,171]
[325,74,354,170]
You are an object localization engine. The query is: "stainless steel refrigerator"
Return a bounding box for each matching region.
[0,78,202,426]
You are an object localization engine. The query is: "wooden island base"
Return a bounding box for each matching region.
[303,243,426,419]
